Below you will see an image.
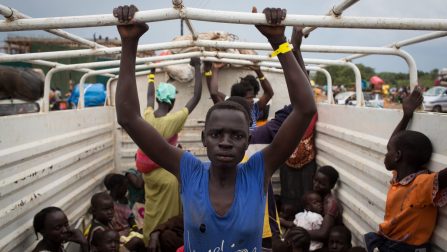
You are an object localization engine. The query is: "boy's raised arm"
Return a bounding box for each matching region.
[390,87,423,140]
[185,57,203,112]
[204,62,226,104]
[256,7,317,184]
[251,65,274,111]
[114,5,183,178]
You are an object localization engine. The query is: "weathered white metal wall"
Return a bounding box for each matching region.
[316,103,447,251]
[0,107,116,252]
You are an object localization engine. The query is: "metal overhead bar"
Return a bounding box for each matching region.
[0,5,106,49]
[75,55,357,108]
[341,31,447,62]
[22,40,415,96]
[77,59,190,109]
[302,0,360,36]
[1,7,447,31]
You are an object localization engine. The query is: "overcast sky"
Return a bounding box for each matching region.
[1,0,446,73]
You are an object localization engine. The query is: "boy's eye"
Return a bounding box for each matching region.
[233,134,243,140]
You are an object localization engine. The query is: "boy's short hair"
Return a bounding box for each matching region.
[205,100,251,128]
[91,191,112,207]
[103,173,126,191]
[240,75,260,95]
[230,82,252,97]
[393,130,432,168]
[318,165,339,188]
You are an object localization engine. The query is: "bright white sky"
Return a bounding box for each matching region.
[1,0,446,73]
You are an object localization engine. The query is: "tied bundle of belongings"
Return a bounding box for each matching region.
[0,66,44,101]
[162,31,258,83]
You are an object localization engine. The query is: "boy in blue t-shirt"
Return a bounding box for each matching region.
[113,5,317,251]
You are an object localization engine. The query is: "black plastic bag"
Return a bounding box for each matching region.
[0,66,44,101]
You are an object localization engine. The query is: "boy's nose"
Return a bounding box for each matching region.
[218,134,232,148]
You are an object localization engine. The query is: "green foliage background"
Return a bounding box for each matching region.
[314,64,439,88]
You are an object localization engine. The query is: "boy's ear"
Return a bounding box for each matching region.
[201,130,206,147]
[394,150,402,162]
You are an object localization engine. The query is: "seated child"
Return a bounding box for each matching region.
[90,229,120,252]
[327,225,352,252]
[364,87,447,252]
[285,226,311,252]
[32,206,87,252]
[87,192,145,252]
[290,191,324,251]
[104,174,141,231]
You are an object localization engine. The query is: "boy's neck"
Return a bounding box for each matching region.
[209,166,237,187]
[395,164,420,182]
[154,104,170,117]
[94,218,111,227]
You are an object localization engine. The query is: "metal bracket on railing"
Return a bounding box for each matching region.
[172,0,184,10]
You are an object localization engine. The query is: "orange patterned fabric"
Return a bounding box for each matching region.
[379,171,447,245]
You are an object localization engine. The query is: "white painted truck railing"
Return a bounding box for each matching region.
[0,4,106,49]
[6,40,417,95]
[2,7,447,31]
[71,52,354,108]
[302,0,359,35]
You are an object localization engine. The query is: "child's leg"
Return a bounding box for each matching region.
[364,232,431,252]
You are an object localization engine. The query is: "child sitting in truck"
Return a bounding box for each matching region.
[87,192,145,252]
[103,174,141,231]
[113,4,316,251]
[327,225,352,252]
[32,206,88,252]
[364,87,447,252]
[90,229,120,252]
[281,191,324,251]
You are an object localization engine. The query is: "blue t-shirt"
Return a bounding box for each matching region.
[180,151,266,252]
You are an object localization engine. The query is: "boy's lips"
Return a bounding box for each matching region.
[216,154,234,162]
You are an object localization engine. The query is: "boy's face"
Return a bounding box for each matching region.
[41,210,70,244]
[203,109,249,169]
[313,172,331,195]
[94,230,120,252]
[244,90,255,106]
[305,193,323,214]
[93,197,114,224]
[384,137,400,171]
[328,230,350,252]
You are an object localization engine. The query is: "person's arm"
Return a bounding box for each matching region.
[251,65,274,111]
[114,5,183,178]
[255,7,317,188]
[65,229,88,252]
[439,168,447,191]
[290,26,308,80]
[146,68,156,108]
[205,62,226,104]
[184,57,203,112]
[390,87,423,140]
[306,215,336,241]
[126,171,144,189]
[148,231,161,252]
